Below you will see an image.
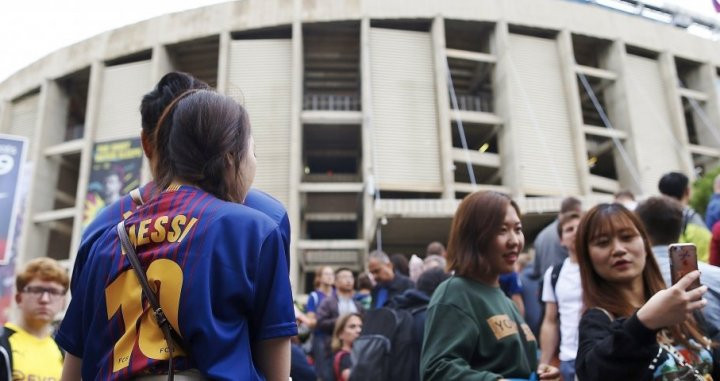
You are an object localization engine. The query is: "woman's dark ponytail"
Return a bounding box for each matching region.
[151,90,251,202]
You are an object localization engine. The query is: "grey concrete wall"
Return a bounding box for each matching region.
[3,0,720,102]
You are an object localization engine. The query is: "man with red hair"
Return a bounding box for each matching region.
[0,258,68,381]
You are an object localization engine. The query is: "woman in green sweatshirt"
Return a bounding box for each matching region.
[420,191,559,381]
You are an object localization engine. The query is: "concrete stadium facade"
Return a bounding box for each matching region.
[1,0,720,290]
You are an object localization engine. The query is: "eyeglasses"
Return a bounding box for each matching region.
[22,286,66,299]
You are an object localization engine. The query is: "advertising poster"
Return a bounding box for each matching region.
[0,135,27,265]
[0,135,28,323]
[83,138,143,228]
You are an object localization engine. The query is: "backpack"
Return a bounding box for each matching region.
[349,307,415,381]
[0,326,11,381]
[537,260,565,318]
[548,260,564,297]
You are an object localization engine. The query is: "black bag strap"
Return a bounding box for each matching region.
[116,220,187,381]
[550,259,565,297]
[0,326,13,381]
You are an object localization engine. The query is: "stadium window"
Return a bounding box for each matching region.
[57,68,90,141]
[444,20,493,54]
[302,124,362,183]
[165,36,220,88]
[303,22,361,111]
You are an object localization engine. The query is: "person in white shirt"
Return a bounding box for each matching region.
[540,211,583,381]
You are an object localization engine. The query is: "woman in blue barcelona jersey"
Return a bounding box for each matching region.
[77,72,291,294]
[57,90,297,380]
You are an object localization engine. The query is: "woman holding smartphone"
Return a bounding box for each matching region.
[575,203,718,380]
[421,191,559,380]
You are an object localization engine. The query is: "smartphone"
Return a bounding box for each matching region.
[668,243,701,290]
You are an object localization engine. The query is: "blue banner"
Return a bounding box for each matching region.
[0,135,27,265]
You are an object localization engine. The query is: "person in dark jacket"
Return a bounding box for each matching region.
[368,250,414,308]
[392,268,449,381]
[316,268,363,380]
[394,268,449,337]
[574,203,718,381]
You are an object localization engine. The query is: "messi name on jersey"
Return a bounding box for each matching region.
[126,214,198,247]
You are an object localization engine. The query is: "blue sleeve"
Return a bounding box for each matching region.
[57,196,128,356]
[510,272,523,294]
[242,189,290,270]
[56,240,96,357]
[707,200,720,229]
[56,286,85,357]
[499,272,522,295]
[306,292,318,313]
[251,227,298,341]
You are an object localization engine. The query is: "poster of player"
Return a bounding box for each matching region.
[83,138,143,228]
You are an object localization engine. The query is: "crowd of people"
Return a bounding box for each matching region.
[292,184,720,381]
[1,70,720,381]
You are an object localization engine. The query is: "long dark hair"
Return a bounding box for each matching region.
[576,203,710,350]
[446,191,521,278]
[152,90,251,202]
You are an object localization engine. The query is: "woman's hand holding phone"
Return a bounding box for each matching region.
[637,270,707,330]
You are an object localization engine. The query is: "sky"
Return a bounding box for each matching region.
[0,0,718,83]
[0,0,229,82]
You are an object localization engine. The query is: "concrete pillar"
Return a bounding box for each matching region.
[288,0,303,290]
[695,63,720,149]
[216,32,232,94]
[557,29,591,196]
[29,80,68,214]
[659,51,694,178]
[138,45,176,184]
[492,21,523,199]
[17,80,55,265]
[151,45,174,83]
[69,61,104,265]
[37,81,69,149]
[360,17,375,269]
[430,16,455,200]
[602,40,643,196]
[0,101,10,134]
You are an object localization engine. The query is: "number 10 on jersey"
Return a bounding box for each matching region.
[105,259,185,372]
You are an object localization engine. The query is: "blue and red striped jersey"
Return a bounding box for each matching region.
[57,184,297,380]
